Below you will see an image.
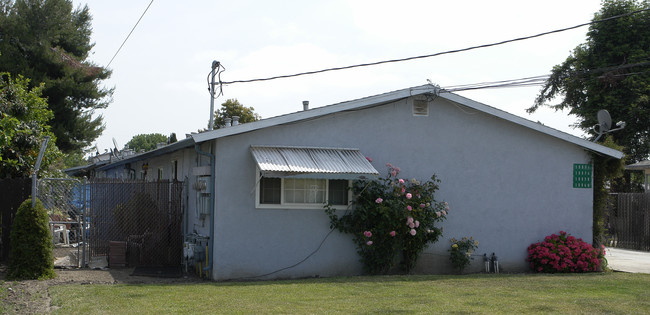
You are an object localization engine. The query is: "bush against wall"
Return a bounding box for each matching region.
[7,198,55,280]
[449,236,479,273]
[527,231,605,273]
[326,163,448,274]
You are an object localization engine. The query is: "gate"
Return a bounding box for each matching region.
[38,178,86,268]
[605,193,650,251]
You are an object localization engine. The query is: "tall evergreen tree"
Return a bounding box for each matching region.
[0,0,112,153]
[527,0,650,163]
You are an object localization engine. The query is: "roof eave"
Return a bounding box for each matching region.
[438,92,624,160]
[96,137,196,171]
[191,85,438,143]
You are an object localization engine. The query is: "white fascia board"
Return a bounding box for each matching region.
[191,85,437,143]
[439,92,624,160]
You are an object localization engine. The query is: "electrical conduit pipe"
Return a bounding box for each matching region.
[194,143,215,279]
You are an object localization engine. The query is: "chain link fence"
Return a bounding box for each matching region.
[87,179,184,268]
[38,178,184,269]
[38,178,86,268]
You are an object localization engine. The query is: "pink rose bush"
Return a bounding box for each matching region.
[527,231,604,273]
[325,163,449,274]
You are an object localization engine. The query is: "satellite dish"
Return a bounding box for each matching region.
[597,110,612,133]
[112,137,120,157]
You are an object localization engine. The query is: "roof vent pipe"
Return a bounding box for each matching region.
[232,116,240,126]
[224,117,232,127]
[303,101,309,111]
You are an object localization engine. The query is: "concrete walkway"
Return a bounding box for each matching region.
[605,247,650,273]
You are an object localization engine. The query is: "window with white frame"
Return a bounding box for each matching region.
[258,177,350,208]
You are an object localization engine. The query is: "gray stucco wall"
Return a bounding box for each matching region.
[208,96,593,280]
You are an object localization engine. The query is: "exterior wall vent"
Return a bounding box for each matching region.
[413,99,429,116]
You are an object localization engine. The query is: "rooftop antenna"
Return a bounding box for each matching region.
[593,109,625,142]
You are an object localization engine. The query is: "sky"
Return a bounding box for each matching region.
[71,0,605,152]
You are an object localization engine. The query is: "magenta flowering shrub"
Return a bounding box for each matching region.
[527,231,605,273]
[326,163,448,274]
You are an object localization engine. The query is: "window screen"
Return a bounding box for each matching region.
[328,179,349,205]
[260,177,281,204]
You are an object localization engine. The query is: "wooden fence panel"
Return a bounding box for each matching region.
[0,178,32,261]
[606,193,650,251]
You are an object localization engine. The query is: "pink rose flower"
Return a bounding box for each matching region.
[407,205,412,211]
[415,220,420,228]
[409,222,415,228]
[410,229,417,236]
[406,216,414,224]
[401,187,406,193]
[389,231,396,237]
[375,197,383,204]
[364,231,372,238]
[436,211,441,217]
[366,241,373,246]
[406,193,412,199]
[420,203,425,208]
[442,210,447,216]
[398,178,405,184]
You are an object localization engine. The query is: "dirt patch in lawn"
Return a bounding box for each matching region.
[0,264,205,314]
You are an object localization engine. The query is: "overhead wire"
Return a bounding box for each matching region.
[106,0,155,68]
[439,60,650,93]
[219,8,650,86]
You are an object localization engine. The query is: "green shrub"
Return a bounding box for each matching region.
[449,236,479,272]
[7,198,56,280]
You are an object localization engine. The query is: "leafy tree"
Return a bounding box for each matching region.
[527,0,650,164]
[213,99,261,129]
[7,198,56,280]
[0,0,112,153]
[1,73,60,178]
[126,133,169,152]
[168,132,177,144]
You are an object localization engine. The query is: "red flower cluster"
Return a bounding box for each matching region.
[527,231,604,273]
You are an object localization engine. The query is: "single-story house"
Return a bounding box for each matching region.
[625,160,650,191]
[90,84,623,280]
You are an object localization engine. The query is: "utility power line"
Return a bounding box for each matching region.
[220,8,650,86]
[440,60,650,93]
[106,0,155,68]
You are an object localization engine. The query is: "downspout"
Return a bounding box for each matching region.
[194,143,215,278]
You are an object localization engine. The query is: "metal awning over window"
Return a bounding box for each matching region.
[250,145,379,180]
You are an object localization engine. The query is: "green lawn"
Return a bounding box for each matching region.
[50,272,650,314]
